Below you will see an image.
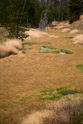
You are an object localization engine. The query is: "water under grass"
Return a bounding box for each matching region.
[51,49,73,54]
[39,46,73,54]
[39,46,56,53]
[39,87,81,101]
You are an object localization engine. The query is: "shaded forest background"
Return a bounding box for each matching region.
[0,0,83,27]
[0,0,83,39]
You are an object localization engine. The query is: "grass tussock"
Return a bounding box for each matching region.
[62,28,71,33]
[72,35,83,45]
[70,29,81,34]
[0,39,22,58]
[21,96,83,124]
[5,39,22,50]
[25,29,49,39]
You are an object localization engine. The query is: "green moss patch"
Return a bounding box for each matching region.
[76,64,83,72]
[39,86,82,101]
[39,88,62,101]
[57,89,79,96]
[51,49,73,54]
[39,46,56,53]
[40,89,55,95]
[64,36,74,39]
[39,46,73,54]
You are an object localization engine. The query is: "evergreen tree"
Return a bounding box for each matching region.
[0,0,10,25]
[68,0,82,23]
[6,0,28,40]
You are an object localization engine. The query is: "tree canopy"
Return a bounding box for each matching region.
[0,0,82,38]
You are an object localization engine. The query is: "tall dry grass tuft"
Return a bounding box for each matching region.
[21,110,53,124]
[21,96,83,124]
[43,97,83,124]
[0,39,22,58]
[62,28,71,33]
[25,29,49,39]
[4,39,22,50]
[0,45,9,58]
[72,35,83,45]
[70,29,81,34]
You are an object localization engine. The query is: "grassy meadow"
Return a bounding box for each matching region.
[0,28,83,124]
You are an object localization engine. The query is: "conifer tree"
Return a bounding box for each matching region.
[0,0,10,25]
[68,0,82,23]
[7,0,28,40]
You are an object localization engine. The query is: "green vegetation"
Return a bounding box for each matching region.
[39,46,56,53]
[71,113,83,124]
[51,49,73,54]
[0,0,82,38]
[18,96,35,105]
[39,88,62,101]
[64,36,74,39]
[39,85,82,101]
[57,89,79,95]
[41,89,55,95]
[6,0,28,40]
[56,82,76,91]
[68,0,82,23]
[0,1,83,124]
[0,36,8,44]
[76,64,83,71]
[70,102,83,124]
[39,46,73,54]
[0,104,8,110]
[24,44,32,50]
[0,0,47,28]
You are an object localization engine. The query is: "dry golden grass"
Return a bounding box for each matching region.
[0,45,9,58]
[70,29,81,34]
[5,39,22,50]
[54,25,66,30]
[21,96,83,124]
[0,39,22,58]
[70,15,83,31]
[51,21,70,30]
[25,29,49,39]
[21,110,53,124]
[72,35,83,45]
[0,28,83,124]
[62,28,71,33]
[25,29,58,39]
